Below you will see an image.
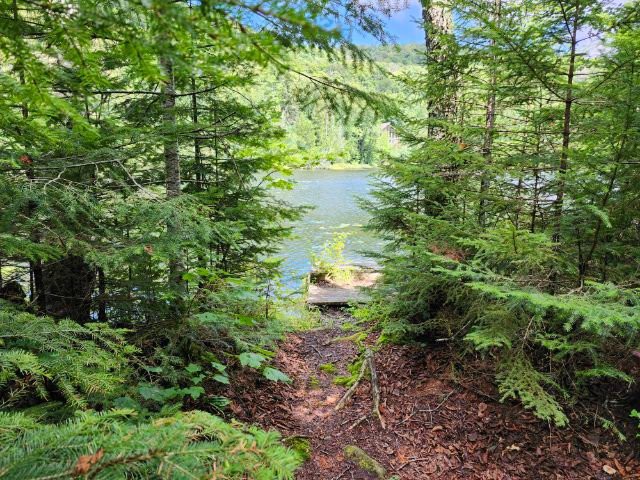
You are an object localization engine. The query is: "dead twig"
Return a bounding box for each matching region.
[348,415,368,430]
[331,466,351,480]
[398,391,454,426]
[398,457,432,471]
[419,390,455,414]
[335,348,386,429]
[367,349,386,429]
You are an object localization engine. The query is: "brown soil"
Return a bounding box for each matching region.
[224,309,640,479]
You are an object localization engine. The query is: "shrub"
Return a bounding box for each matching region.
[0,409,301,479]
[367,243,639,425]
[0,305,135,409]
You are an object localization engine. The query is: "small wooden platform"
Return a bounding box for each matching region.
[306,269,380,306]
[307,284,370,306]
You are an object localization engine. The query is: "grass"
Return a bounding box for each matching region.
[279,298,321,332]
[319,363,337,375]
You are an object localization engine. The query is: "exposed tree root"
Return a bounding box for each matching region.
[335,348,386,429]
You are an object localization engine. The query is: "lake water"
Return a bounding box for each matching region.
[275,169,383,288]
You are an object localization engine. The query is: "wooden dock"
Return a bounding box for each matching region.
[306,268,380,306]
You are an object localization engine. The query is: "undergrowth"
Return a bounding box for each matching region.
[361,234,640,427]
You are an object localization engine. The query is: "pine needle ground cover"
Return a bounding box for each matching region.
[220,309,640,479]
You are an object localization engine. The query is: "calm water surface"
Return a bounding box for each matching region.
[276,169,382,287]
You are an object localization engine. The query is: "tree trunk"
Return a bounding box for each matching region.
[43,256,94,323]
[421,0,453,56]
[478,0,500,228]
[98,267,107,322]
[421,0,454,139]
[553,8,579,244]
[161,56,185,291]
[191,76,204,190]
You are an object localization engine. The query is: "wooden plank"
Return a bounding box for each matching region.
[307,284,369,306]
[306,270,379,306]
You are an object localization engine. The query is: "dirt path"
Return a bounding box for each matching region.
[226,309,639,479]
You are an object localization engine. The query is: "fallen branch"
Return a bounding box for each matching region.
[335,348,386,429]
[348,415,368,430]
[335,349,369,411]
[398,457,431,471]
[398,390,455,426]
[367,348,386,429]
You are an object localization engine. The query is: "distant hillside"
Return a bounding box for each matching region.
[361,43,425,65]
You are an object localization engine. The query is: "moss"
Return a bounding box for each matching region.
[333,358,364,386]
[343,445,386,479]
[331,331,367,345]
[308,375,321,389]
[284,436,312,462]
[340,321,357,332]
[318,363,337,375]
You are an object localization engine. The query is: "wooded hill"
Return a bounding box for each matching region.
[255,43,422,166]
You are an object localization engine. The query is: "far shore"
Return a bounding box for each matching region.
[301,162,377,171]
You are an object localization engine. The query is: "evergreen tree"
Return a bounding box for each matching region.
[367,0,640,425]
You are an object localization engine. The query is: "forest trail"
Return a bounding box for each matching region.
[226,309,640,480]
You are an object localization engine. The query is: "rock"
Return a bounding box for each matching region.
[344,445,387,479]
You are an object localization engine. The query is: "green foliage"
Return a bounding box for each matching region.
[137,364,206,406]
[333,359,364,387]
[239,352,267,369]
[458,225,561,279]
[0,306,134,409]
[311,232,355,283]
[0,1,395,476]
[365,0,640,426]
[284,436,312,462]
[0,409,301,479]
[497,356,568,427]
[630,410,640,438]
[308,376,321,389]
[262,367,291,384]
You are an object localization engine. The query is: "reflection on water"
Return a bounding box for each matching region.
[275,169,382,287]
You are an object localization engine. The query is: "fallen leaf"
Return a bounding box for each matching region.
[73,448,104,475]
[614,458,625,475]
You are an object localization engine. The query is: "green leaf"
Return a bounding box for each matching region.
[209,396,231,408]
[181,386,205,400]
[182,272,198,282]
[138,384,166,402]
[584,204,612,228]
[185,363,202,374]
[238,352,266,369]
[211,361,226,372]
[213,374,230,385]
[236,315,256,326]
[262,367,291,383]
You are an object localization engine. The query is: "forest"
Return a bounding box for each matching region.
[0,0,639,478]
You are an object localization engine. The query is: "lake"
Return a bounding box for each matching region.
[275,169,383,288]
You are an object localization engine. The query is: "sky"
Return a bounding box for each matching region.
[349,0,425,45]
